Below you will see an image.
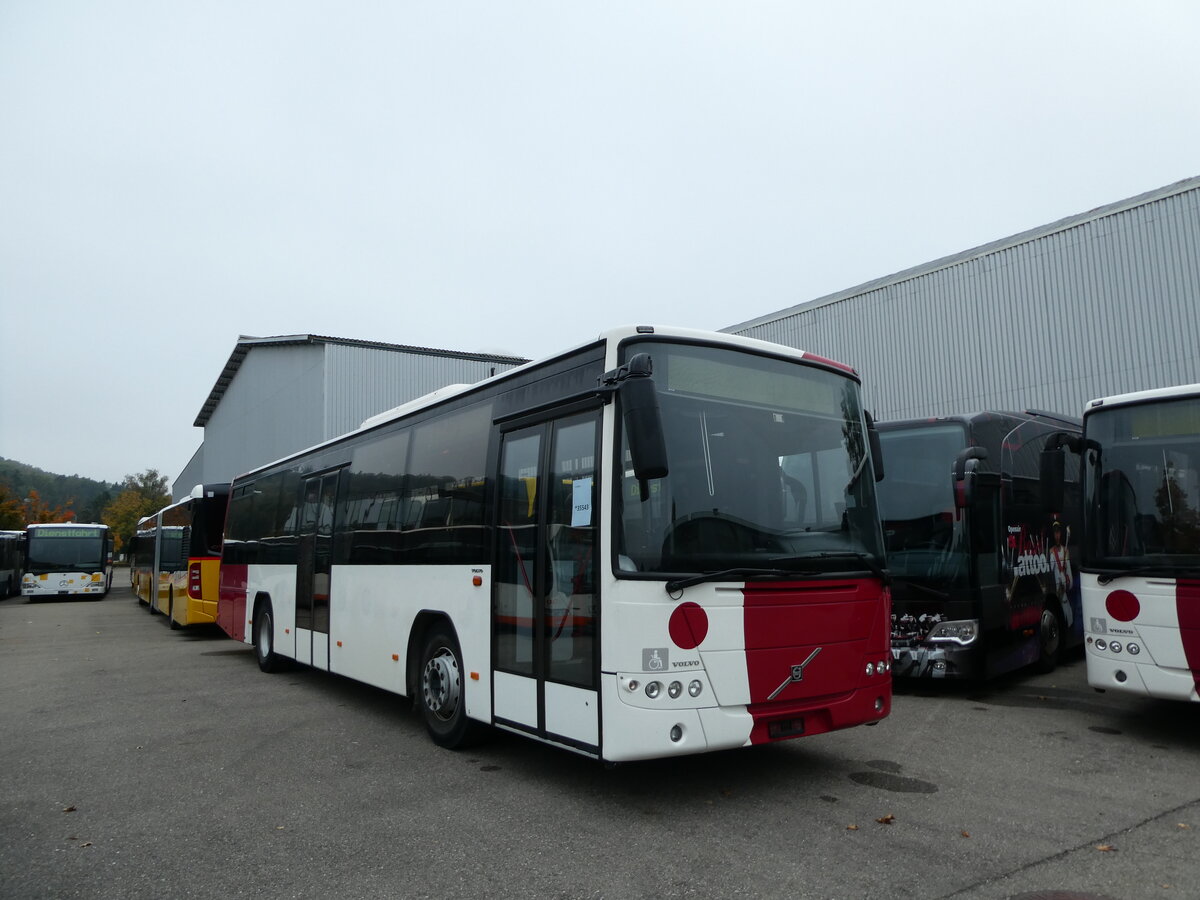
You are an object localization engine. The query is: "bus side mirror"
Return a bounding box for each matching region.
[865,410,885,482]
[952,446,988,509]
[1039,432,1079,512]
[618,354,669,499]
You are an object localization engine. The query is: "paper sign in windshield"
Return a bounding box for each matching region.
[572,477,593,527]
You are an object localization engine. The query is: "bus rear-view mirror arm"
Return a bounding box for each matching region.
[1039,432,1081,512]
[865,410,884,482]
[952,446,989,509]
[600,352,669,501]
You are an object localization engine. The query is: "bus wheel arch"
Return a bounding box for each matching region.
[168,588,181,629]
[415,617,484,749]
[253,593,283,673]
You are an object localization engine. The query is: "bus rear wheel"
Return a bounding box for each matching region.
[254,601,282,673]
[1034,601,1063,673]
[418,623,483,749]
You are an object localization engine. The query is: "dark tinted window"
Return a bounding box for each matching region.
[339,402,493,565]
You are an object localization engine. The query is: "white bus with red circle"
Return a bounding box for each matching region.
[1044,383,1200,702]
[217,326,893,762]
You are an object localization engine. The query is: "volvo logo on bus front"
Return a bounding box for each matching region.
[768,648,822,700]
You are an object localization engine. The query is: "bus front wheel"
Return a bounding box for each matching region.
[418,623,483,749]
[1034,601,1063,673]
[254,601,282,673]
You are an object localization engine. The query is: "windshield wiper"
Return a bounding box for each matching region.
[665,552,890,595]
[801,551,891,586]
[666,567,795,594]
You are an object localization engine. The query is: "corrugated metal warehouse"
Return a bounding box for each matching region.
[174,334,528,498]
[725,176,1200,422]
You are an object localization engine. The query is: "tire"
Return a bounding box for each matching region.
[254,601,282,673]
[1034,600,1063,673]
[418,622,484,749]
[168,590,180,630]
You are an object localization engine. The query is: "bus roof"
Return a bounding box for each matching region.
[230,324,860,483]
[1085,382,1200,414]
[878,409,1082,431]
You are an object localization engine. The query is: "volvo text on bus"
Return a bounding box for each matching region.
[218,326,892,762]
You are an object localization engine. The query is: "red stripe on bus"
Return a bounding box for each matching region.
[1176,580,1200,695]
[742,579,888,743]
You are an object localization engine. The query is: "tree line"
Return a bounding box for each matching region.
[0,459,172,552]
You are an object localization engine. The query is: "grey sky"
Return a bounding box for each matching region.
[2,1,1198,485]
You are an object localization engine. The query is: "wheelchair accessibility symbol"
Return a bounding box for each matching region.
[643,648,668,670]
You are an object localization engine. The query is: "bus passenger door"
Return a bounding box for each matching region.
[493,412,600,752]
[297,471,339,669]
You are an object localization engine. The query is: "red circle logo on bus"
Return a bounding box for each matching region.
[1105,590,1140,622]
[669,601,709,650]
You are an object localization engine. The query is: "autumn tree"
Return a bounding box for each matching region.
[21,488,76,524]
[103,469,172,552]
[0,483,25,530]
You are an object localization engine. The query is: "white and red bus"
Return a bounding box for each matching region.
[1044,383,1200,702]
[218,326,891,762]
[21,523,113,599]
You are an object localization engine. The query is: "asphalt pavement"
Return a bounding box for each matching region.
[1,579,1198,899]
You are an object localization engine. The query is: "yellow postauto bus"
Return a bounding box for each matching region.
[139,485,230,628]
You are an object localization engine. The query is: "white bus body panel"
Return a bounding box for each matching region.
[544,682,599,746]
[597,581,757,761]
[245,563,298,653]
[326,564,492,720]
[1084,575,1200,702]
[239,563,495,722]
[494,671,538,725]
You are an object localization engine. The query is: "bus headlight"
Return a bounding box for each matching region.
[927,619,979,645]
[688,680,703,697]
[667,681,682,699]
[645,681,662,699]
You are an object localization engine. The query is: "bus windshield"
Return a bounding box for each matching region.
[1084,396,1200,571]
[617,342,884,576]
[26,528,107,573]
[875,423,970,587]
